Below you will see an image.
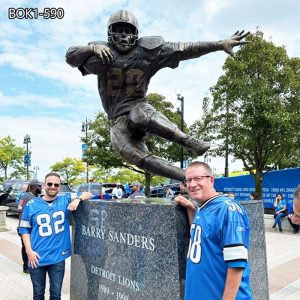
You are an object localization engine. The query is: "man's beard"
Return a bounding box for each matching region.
[45,189,59,198]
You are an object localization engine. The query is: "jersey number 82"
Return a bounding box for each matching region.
[36,211,65,237]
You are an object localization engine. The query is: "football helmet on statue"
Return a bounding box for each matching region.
[107,10,139,52]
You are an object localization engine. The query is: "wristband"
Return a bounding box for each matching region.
[73,197,82,202]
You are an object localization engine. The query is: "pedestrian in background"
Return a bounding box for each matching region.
[291,185,300,225]
[272,193,287,232]
[179,181,189,197]
[112,183,123,199]
[129,182,146,199]
[250,192,259,200]
[164,186,175,199]
[228,192,235,199]
[15,182,29,205]
[19,172,92,300]
[17,179,42,274]
[287,206,300,234]
[175,162,252,299]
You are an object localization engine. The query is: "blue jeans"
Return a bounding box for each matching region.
[29,260,65,300]
[274,212,286,230]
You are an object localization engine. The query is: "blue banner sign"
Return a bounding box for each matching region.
[82,143,86,159]
[214,168,300,210]
[24,153,31,166]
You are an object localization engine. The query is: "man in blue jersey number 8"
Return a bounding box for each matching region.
[19,172,92,300]
[175,162,252,300]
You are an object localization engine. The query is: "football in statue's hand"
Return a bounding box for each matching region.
[83,55,107,75]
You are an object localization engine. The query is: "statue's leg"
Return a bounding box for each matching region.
[110,116,185,181]
[128,102,210,156]
[142,154,185,181]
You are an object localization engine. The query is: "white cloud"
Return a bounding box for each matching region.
[202,0,234,23]
[0,116,83,179]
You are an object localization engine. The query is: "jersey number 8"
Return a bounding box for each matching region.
[187,224,202,263]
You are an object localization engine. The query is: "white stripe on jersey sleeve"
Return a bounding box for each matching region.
[19,220,31,228]
[223,245,248,261]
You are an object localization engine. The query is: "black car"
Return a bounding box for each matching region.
[0,179,25,206]
[0,184,6,205]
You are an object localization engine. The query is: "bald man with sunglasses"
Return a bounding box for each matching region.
[19,172,92,300]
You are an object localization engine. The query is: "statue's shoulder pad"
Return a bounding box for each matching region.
[137,36,164,50]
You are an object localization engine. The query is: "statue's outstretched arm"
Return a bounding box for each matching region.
[177,30,250,60]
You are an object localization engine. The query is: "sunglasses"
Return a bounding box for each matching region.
[46,182,60,188]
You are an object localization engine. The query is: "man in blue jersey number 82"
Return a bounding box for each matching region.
[19,172,92,300]
[175,162,252,300]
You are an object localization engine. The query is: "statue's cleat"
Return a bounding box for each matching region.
[184,137,210,156]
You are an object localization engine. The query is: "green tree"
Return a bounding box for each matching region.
[85,93,186,195]
[0,136,26,179]
[191,31,300,198]
[50,158,85,185]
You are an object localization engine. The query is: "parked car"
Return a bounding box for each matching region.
[0,184,6,205]
[58,182,76,198]
[72,182,126,200]
[0,179,24,206]
[5,180,29,215]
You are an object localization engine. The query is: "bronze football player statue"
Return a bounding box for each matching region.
[66,10,249,181]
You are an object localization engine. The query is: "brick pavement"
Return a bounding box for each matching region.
[0,215,70,300]
[1,215,300,299]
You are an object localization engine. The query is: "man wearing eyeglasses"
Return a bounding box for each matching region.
[18,172,92,300]
[175,162,252,300]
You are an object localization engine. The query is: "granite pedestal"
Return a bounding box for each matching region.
[241,200,269,300]
[70,199,269,300]
[71,199,190,300]
[0,206,9,232]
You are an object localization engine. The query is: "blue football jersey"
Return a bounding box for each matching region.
[185,195,252,300]
[19,194,72,267]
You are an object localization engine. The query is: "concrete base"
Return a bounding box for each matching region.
[264,214,293,232]
[0,206,10,232]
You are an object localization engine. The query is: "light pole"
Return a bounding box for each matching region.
[177,94,184,169]
[34,166,39,179]
[81,118,89,183]
[23,134,31,180]
[224,99,229,177]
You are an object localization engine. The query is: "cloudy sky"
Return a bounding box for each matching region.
[1,0,300,179]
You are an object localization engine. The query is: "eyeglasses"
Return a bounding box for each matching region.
[46,182,60,188]
[185,176,211,184]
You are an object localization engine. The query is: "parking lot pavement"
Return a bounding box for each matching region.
[1,215,300,299]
